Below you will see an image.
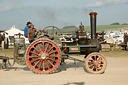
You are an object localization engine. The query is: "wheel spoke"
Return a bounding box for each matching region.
[48,60,54,67]
[48,58,57,62]
[95,66,98,71]
[99,62,104,65]
[49,55,58,57]
[42,41,44,51]
[98,57,102,60]
[33,46,40,53]
[29,56,38,58]
[30,58,40,63]
[98,61,103,63]
[38,44,42,52]
[89,64,94,68]
[49,50,57,55]
[99,64,104,68]
[90,65,95,70]
[90,56,95,61]
[89,59,94,62]
[47,46,54,53]
[33,60,40,67]
[46,62,50,70]
[96,65,101,70]
[97,67,101,71]
[45,43,49,52]
[98,57,103,62]
[43,61,45,71]
[30,51,39,55]
[88,61,94,64]
[94,55,97,61]
[38,61,43,70]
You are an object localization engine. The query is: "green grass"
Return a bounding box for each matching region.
[85,25,128,32]
[0,48,14,56]
[59,25,128,33]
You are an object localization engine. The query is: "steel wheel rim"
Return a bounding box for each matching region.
[27,40,60,73]
[86,53,106,73]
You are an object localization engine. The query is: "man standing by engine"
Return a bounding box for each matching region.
[24,22,32,38]
[27,24,40,43]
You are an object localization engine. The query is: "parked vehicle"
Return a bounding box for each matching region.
[0,31,9,49]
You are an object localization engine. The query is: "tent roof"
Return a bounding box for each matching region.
[5,25,24,36]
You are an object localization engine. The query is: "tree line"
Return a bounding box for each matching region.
[111,22,128,25]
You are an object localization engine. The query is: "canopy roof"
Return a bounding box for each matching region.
[5,25,24,36]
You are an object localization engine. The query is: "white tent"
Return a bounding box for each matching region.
[5,25,30,45]
[5,25,24,36]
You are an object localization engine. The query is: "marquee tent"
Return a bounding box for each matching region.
[5,25,29,44]
[5,25,24,36]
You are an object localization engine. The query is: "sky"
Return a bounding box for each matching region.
[0,0,128,30]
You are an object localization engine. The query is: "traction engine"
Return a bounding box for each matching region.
[12,12,107,74]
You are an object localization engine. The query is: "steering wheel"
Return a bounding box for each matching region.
[36,26,63,40]
[41,26,63,46]
[43,26,63,37]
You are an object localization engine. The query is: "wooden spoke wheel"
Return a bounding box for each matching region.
[25,38,61,74]
[85,52,107,74]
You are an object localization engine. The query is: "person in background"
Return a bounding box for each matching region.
[27,24,41,43]
[24,22,32,38]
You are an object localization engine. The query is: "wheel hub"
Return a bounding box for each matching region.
[39,53,49,60]
[94,61,98,66]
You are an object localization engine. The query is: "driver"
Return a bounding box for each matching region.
[24,22,32,38]
[27,24,41,43]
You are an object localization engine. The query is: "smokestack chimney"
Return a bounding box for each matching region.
[89,12,97,39]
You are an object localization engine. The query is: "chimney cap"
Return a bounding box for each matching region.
[89,12,97,17]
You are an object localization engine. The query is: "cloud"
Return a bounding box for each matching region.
[0,0,23,12]
[0,6,21,12]
[87,1,104,7]
[106,0,128,3]
[87,0,128,8]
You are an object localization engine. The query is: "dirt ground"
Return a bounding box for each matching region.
[0,47,128,85]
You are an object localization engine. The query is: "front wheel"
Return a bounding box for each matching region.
[84,52,107,74]
[25,38,61,74]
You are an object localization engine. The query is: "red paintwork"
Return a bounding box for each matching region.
[27,40,60,73]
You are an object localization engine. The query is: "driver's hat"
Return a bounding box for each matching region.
[26,22,32,25]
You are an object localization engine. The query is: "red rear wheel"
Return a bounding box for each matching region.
[25,38,61,74]
[85,52,107,74]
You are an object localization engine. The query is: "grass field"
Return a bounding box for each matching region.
[61,25,128,33]
[0,48,14,57]
[85,25,128,31]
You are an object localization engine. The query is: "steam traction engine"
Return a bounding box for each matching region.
[14,12,107,74]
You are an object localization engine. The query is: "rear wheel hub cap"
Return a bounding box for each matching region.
[39,53,49,60]
[94,61,98,66]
